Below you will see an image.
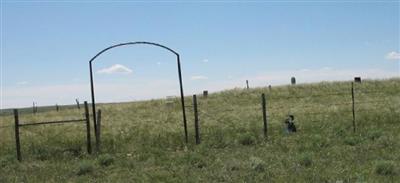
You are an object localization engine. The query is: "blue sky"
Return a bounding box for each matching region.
[1,1,399,109]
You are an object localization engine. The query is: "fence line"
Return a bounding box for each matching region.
[1,83,398,149]
[188,83,399,144]
[11,101,93,161]
[257,87,399,100]
[19,119,85,127]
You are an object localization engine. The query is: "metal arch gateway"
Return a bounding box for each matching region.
[88,41,188,143]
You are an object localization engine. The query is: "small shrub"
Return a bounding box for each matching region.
[375,161,396,176]
[298,153,313,167]
[98,154,114,167]
[239,133,256,146]
[76,161,94,176]
[249,156,266,172]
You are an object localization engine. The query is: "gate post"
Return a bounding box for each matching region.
[96,109,102,152]
[84,101,92,154]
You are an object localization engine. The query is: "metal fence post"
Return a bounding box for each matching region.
[93,110,98,151]
[84,101,92,154]
[351,82,356,133]
[261,93,268,138]
[193,95,200,144]
[76,99,81,110]
[14,109,21,161]
[96,109,101,152]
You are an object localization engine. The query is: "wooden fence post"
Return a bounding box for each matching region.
[193,95,200,144]
[14,109,21,161]
[56,104,59,112]
[84,101,92,154]
[95,109,101,152]
[261,93,268,138]
[351,82,356,133]
[246,80,249,90]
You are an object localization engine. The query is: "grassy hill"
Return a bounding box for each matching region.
[0,78,399,182]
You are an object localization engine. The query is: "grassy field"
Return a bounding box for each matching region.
[0,78,399,182]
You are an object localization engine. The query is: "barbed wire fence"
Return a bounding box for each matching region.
[187,82,400,144]
[0,102,103,161]
[1,81,399,148]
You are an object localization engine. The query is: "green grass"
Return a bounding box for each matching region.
[0,78,399,182]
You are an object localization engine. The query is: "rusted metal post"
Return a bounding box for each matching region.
[193,95,200,144]
[84,101,92,154]
[351,82,356,133]
[14,109,21,161]
[261,93,268,138]
[96,109,101,152]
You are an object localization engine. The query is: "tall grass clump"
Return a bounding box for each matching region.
[98,154,114,167]
[375,161,396,176]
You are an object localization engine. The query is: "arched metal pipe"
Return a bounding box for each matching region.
[89,42,188,143]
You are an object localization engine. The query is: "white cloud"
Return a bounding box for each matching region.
[16,81,28,85]
[202,59,209,63]
[157,62,161,66]
[385,51,400,60]
[191,75,208,80]
[97,64,133,74]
